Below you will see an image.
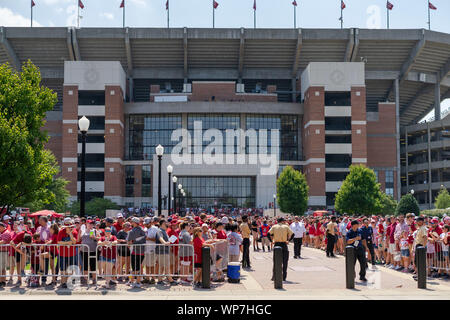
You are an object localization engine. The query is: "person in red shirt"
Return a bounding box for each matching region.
[113,213,124,232]
[40,223,59,286]
[215,222,227,240]
[167,220,180,276]
[57,218,78,289]
[0,222,11,286]
[98,227,118,289]
[192,227,221,287]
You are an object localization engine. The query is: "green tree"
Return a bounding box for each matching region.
[334,165,383,215]
[375,193,398,215]
[276,166,309,216]
[23,177,70,213]
[68,198,120,217]
[434,187,450,209]
[396,193,420,216]
[0,61,58,212]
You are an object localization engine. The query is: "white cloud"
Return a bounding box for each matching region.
[42,0,71,5]
[55,7,64,14]
[0,7,42,27]
[100,12,115,20]
[129,0,147,7]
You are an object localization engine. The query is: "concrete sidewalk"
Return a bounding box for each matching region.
[0,244,448,299]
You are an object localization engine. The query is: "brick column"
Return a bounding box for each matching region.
[61,85,78,199]
[303,86,325,203]
[104,85,125,202]
[351,86,367,165]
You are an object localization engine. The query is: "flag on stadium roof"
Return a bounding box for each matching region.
[78,0,84,9]
[386,1,394,10]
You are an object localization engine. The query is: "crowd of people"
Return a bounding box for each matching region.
[0,210,448,289]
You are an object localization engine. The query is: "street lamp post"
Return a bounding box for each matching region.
[167,165,173,215]
[155,144,164,216]
[172,176,177,214]
[78,116,90,218]
[178,183,182,213]
[181,189,185,210]
[273,194,277,217]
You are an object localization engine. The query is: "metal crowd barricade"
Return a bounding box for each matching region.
[96,243,195,285]
[0,244,89,287]
[426,242,449,274]
[210,240,229,280]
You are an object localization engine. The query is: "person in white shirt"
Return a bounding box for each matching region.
[290,217,306,259]
[143,217,159,284]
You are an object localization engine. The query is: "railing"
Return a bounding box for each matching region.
[425,241,450,273]
[0,243,196,288]
[210,240,229,281]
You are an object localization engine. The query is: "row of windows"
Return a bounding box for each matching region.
[125,165,152,197]
[177,176,256,199]
[128,114,299,160]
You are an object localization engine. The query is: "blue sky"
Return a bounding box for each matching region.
[0,0,449,121]
[0,0,449,31]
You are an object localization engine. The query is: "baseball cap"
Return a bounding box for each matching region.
[202,223,208,228]
[132,217,140,224]
[87,220,94,224]
[63,217,73,225]
[144,217,152,225]
[117,213,123,218]
[2,215,10,221]
[221,217,229,224]
[431,218,439,224]
[105,217,114,223]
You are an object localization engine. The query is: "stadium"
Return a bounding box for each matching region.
[0,26,449,210]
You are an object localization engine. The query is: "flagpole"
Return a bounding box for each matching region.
[294,4,296,29]
[254,1,256,29]
[123,0,125,28]
[213,0,215,28]
[340,1,343,29]
[77,0,80,28]
[387,3,390,29]
[31,1,33,28]
[428,1,431,30]
[167,0,170,29]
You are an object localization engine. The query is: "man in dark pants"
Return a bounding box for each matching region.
[240,215,251,269]
[270,217,293,281]
[290,217,305,258]
[346,220,367,282]
[326,216,337,257]
[361,218,375,268]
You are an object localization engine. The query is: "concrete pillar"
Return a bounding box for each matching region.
[405,128,409,193]
[427,123,432,208]
[434,82,441,121]
[394,79,401,201]
[291,78,297,102]
[128,77,134,102]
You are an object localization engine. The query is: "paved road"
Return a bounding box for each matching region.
[1,243,449,300]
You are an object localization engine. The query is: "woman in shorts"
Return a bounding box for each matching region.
[98,227,118,289]
[116,222,131,282]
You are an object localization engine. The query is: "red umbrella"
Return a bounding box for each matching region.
[29,210,64,218]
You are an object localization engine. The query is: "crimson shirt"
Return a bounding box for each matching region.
[57,228,78,257]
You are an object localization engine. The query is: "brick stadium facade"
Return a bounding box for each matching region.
[5,27,442,211]
[40,60,398,210]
